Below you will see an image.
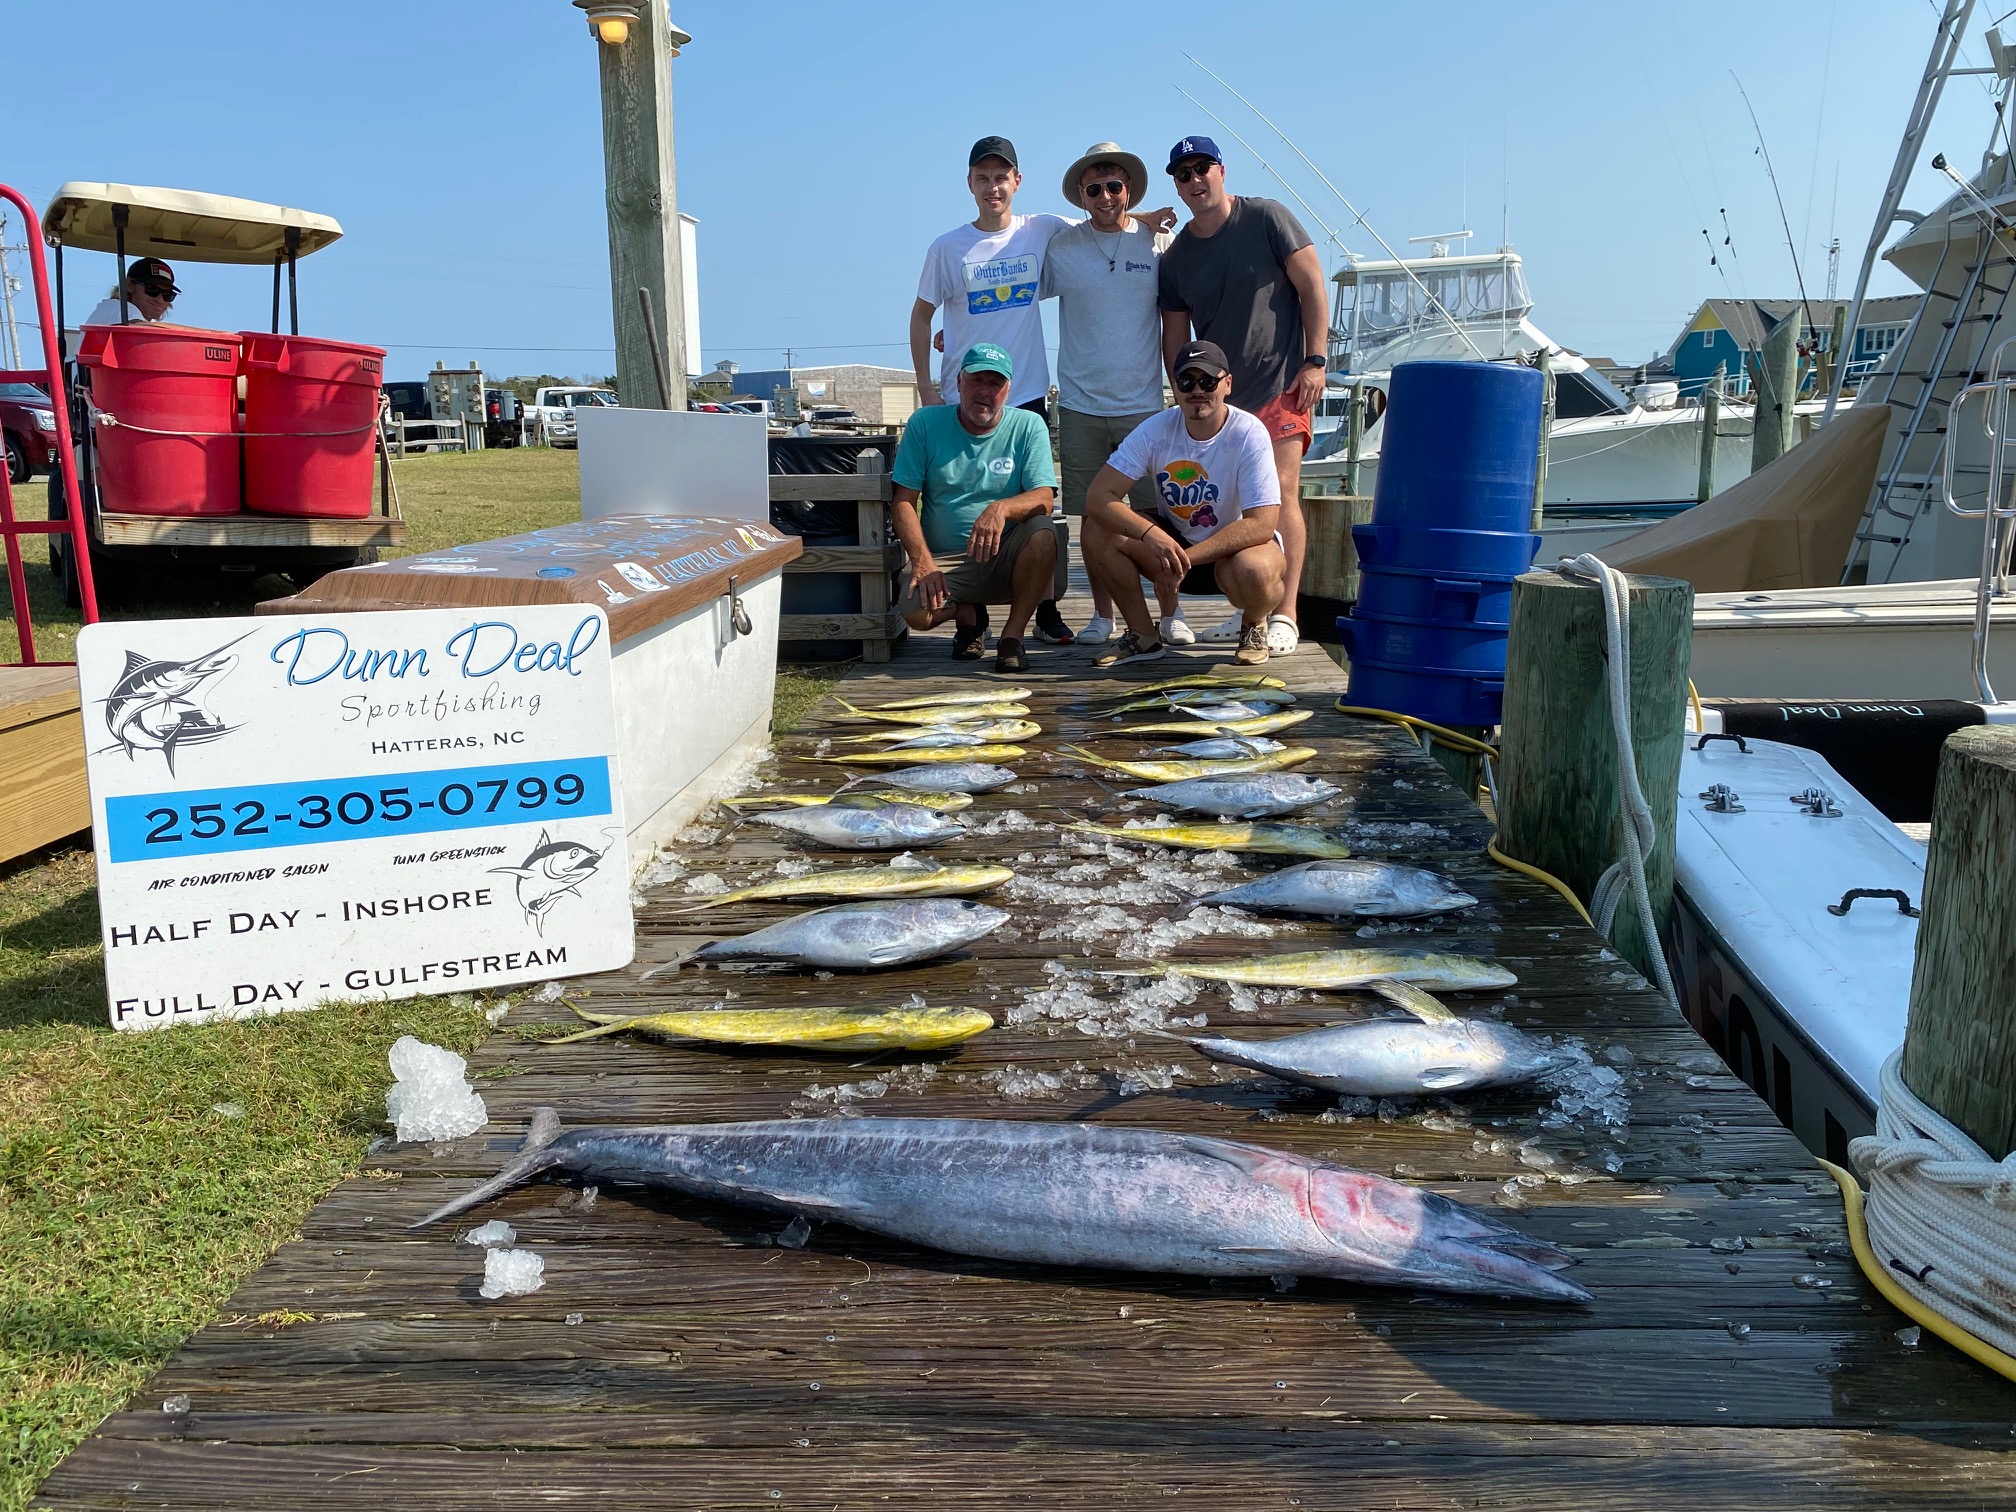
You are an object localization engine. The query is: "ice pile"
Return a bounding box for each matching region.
[1112,1063,1190,1096]
[478,1246,545,1299]
[794,1061,941,1116]
[771,857,818,878]
[972,808,1043,836]
[461,1220,517,1248]
[1002,960,1209,1042]
[1534,1039,1632,1137]
[681,872,730,895]
[385,1036,487,1143]
[634,852,685,891]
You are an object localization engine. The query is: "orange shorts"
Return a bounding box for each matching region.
[1250,387,1313,454]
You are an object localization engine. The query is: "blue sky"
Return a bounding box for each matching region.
[4,1,2003,382]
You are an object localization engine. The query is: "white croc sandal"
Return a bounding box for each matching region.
[1198,610,1244,643]
[1265,614,1300,655]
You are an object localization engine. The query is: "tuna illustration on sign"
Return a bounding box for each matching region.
[491,830,609,933]
[98,630,254,774]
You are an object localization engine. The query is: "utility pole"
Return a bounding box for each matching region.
[0,210,23,371]
[577,0,689,410]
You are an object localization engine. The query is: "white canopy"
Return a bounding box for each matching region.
[41,182,343,264]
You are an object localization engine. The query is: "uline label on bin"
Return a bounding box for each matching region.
[78,604,633,1031]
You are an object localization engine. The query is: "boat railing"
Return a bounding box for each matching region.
[1940,335,2016,700]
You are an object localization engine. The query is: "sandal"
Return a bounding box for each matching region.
[994,636,1029,673]
[951,605,989,660]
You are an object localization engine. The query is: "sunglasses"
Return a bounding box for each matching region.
[1176,371,1222,392]
[139,283,175,300]
[1082,180,1128,199]
[1173,161,1217,184]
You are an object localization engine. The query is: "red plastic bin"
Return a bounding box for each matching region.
[76,324,241,515]
[240,333,385,517]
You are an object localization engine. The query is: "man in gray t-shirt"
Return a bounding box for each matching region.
[1039,141,1186,645]
[1157,135,1330,653]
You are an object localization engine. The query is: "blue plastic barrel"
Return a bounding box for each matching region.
[1338,360,1544,727]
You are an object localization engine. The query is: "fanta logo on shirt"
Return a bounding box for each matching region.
[1155,459,1220,532]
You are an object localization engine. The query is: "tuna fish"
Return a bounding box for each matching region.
[541,1003,995,1051]
[829,699,1032,726]
[1104,709,1313,738]
[1188,1014,1574,1098]
[1186,860,1477,919]
[721,791,975,812]
[841,763,1020,794]
[1122,949,1517,993]
[685,899,1007,969]
[824,744,1027,767]
[1061,745,1316,783]
[1146,737,1287,759]
[1066,821,1352,859]
[746,805,967,849]
[867,688,1033,710]
[668,861,1014,912]
[413,1114,1589,1303]
[1123,774,1342,818]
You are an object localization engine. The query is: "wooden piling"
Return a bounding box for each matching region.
[1900,725,2016,1158]
[1531,349,1556,531]
[1344,384,1367,498]
[1696,365,1724,504]
[1751,312,1799,473]
[1497,568,1694,982]
[1819,304,1849,403]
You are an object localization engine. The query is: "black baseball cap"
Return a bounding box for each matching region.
[128,256,179,295]
[1173,339,1228,379]
[968,135,1019,170]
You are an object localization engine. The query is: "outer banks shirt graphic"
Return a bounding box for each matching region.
[965,252,1038,314]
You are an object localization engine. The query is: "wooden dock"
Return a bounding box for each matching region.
[34,610,2016,1508]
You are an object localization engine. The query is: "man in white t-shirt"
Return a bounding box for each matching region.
[1082,339,1286,669]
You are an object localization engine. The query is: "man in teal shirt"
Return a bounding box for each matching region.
[892,342,1061,672]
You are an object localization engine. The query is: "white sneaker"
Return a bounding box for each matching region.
[1158,614,1196,646]
[1266,614,1300,655]
[1078,614,1115,645]
[1198,610,1244,643]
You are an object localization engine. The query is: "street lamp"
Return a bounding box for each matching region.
[572,1,688,51]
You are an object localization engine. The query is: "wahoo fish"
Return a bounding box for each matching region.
[1066,820,1351,859]
[1187,860,1477,919]
[841,763,1020,794]
[98,629,254,774]
[830,699,1031,726]
[1062,745,1316,782]
[722,791,974,812]
[1094,687,1297,716]
[541,1002,995,1051]
[1131,949,1517,993]
[1147,737,1287,759]
[823,744,1026,767]
[685,899,1008,969]
[746,805,966,849]
[668,861,1014,912]
[1188,1011,1573,1098]
[867,688,1033,710]
[1124,774,1342,818]
[1104,710,1313,738]
[415,1114,1590,1303]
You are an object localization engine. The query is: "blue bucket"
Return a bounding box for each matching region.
[1353,564,1520,629]
[1353,521,1541,578]
[1373,361,1543,531]
[1342,649,1507,727]
[1338,611,1511,676]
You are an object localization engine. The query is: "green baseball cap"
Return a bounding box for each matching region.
[959,342,1013,379]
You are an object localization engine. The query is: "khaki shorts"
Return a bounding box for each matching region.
[1059,407,1159,517]
[898,515,1069,615]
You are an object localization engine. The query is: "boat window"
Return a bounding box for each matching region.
[1552,370,1623,419]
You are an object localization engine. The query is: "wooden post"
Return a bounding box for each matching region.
[1531,349,1556,532]
[1497,568,1694,980]
[1750,311,1799,473]
[593,1,688,410]
[1696,363,1724,504]
[1819,303,1848,403]
[1345,384,1366,499]
[1900,726,2016,1158]
[855,449,892,664]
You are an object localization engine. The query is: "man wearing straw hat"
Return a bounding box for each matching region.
[1039,142,1190,649]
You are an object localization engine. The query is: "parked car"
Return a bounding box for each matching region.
[532,386,617,448]
[806,406,860,425]
[689,400,736,413]
[381,379,453,452]
[0,380,56,484]
[483,387,523,448]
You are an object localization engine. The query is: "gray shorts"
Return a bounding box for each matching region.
[1060,407,1159,517]
[898,516,1069,615]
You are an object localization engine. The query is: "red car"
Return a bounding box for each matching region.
[0,381,56,484]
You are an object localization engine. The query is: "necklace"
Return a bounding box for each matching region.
[1094,223,1127,272]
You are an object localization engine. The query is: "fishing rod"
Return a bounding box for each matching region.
[1733,70,1818,406]
[1181,55,1490,363]
[1170,84,1355,263]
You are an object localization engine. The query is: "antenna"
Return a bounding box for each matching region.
[1826,238,1841,301]
[1408,231,1474,258]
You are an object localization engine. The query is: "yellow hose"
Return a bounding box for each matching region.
[1485,838,1594,926]
[1817,1158,2016,1383]
[1688,679,1707,734]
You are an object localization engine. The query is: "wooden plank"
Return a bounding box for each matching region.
[768,473,892,502]
[0,704,88,862]
[781,543,904,574]
[776,610,906,641]
[0,666,80,732]
[96,514,408,549]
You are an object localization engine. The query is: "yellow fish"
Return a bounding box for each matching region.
[869,688,1033,710]
[834,718,1041,744]
[720,791,974,812]
[823,744,1026,766]
[1094,688,1299,716]
[1061,744,1316,782]
[1119,673,1287,696]
[541,1002,995,1050]
[669,861,1013,912]
[1065,821,1350,858]
[830,698,1031,725]
[1128,949,1517,993]
[1100,710,1314,738]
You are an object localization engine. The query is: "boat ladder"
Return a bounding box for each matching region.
[1940,339,2016,699]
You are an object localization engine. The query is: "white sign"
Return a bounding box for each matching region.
[78,605,634,1032]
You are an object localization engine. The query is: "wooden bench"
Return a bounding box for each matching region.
[0,666,88,864]
[773,453,906,663]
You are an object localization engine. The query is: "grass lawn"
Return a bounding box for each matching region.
[0,449,851,1508]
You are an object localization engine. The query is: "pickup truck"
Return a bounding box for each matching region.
[533,386,618,448]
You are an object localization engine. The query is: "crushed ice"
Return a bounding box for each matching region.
[478,1247,545,1299]
[681,872,730,896]
[385,1037,487,1142]
[462,1220,517,1248]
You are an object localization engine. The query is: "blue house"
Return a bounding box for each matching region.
[1665,296,1920,397]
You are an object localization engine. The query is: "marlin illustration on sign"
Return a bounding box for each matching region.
[98,630,254,774]
[491,830,610,933]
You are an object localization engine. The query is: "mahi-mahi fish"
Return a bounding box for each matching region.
[413,1113,1589,1303]
[684,898,1007,969]
[829,699,1031,726]
[1102,710,1313,739]
[833,719,1041,747]
[1115,673,1287,696]
[541,1003,996,1051]
[1123,773,1341,818]
[1066,820,1352,859]
[869,688,1033,710]
[1092,687,1298,717]
[97,629,255,774]
[1146,737,1287,759]
[1062,745,1316,782]
[1185,860,1476,919]
[1124,949,1516,993]
[823,744,1026,767]
[668,861,1014,913]
[721,791,975,812]
[746,805,966,849]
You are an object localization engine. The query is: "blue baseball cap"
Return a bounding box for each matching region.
[1167,136,1223,173]
[960,342,1013,379]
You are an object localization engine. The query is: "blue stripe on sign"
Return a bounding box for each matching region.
[103,757,614,863]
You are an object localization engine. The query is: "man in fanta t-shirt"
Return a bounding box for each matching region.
[1080,339,1286,669]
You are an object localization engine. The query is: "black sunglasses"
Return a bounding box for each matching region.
[139,283,175,300]
[1176,371,1222,392]
[1172,161,1217,184]
[1082,180,1128,199]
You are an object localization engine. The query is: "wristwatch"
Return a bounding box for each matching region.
[1301,355,1326,371]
